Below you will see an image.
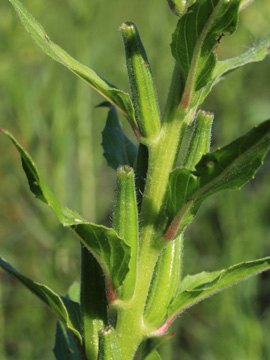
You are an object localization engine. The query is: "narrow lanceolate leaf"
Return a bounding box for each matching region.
[166,257,270,325]
[54,282,82,360]
[200,34,270,103]
[53,322,81,360]
[144,236,183,328]
[141,334,174,360]
[120,22,161,140]
[113,166,139,300]
[182,110,213,170]
[165,120,270,240]
[101,106,138,170]
[8,0,137,130]
[0,128,131,293]
[97,327,122,360]
[0,257,82,345]
[171,0,241,108]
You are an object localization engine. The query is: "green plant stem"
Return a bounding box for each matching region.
[139,107,193,245]
[116,72,194,358]
[116,249,160,360]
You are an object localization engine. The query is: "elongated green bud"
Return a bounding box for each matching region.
[113,166,139,300]
[167,0,196,17]
[183,110,213,170]
[98,326,122,360]
[120,22,161,140]
[144,235,183,328]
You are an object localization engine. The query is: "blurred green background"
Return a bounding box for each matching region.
[0,0,269,359]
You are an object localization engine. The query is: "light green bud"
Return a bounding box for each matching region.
[167,0,196,17]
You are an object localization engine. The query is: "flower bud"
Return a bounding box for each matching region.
[120,22,161,141]
[113,166,139,300]
[167,0,196,17]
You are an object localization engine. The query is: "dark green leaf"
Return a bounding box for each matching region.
[53,322,81,360]
[171,0,241,107]
[0,257,82,344]
[165,120,270,239]
[141,334,174,360]
[167,256,270,320]
[0,128,131,292]
[101,106,137,170]
[8,0,137,129]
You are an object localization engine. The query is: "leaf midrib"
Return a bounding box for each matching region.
[181,0,223,107]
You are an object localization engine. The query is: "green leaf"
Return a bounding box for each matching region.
[101,106,138,170]
[165,120,270,240]
[171,0,241,108]
[8,0,137,129]
[53,282,82,360]
[144,351,162,360]
[0,128,131,292]
[0,257,82,344]
[167,256,270,321]
[72,224,130,291]
[53,322,81,360]
[141,334,174,360]
[66,281,81,303]
[200,34,270,103]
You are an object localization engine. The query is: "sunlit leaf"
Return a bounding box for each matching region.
[167,256,270,320]
[144,351,162,360]
[200,34,270,103]
[8,0,137,129]
[165,120,270,239]
[0,128,131,291]
[0,257,82,344]
[171,0,241,107]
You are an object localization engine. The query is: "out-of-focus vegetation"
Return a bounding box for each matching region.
[0,0,269,359]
